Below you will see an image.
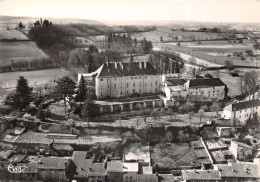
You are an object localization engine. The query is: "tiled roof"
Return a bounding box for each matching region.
[137,174,158,182]
[166,79,187,86]
[158,174,174,182]
[194,149,208,158]
[97,62,159,77]
[22,162,38,173]
[53,144,73,151]
[88,163,107,176]
[217,163,260,178]
[8,154,27,163]
[14,130,53,145]
[211,151,226,163]
[2,135,17,142]
[190,140,204,149]
[0,150,12,160]
[182,170,221,181]
[189,78,226,88]
[204,138,227,150]
[107,161,123,172]
[231,99,260,111]
[37,157,70,170]
[232,141,253,149]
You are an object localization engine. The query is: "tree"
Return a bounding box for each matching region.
[75,75,87,102]
[253,43,260,50]
[165,131,173,144]
[200,105,208,112]
[130,54,134,62]
[5,76,33,110]
[141,38,153,53]
[224,60,234,73]
[245,50,253,57]
[210,103,220,114]
[18,22,25,29]
[243,71,259,100]
[53,76,76,116]
[166,107,176,121]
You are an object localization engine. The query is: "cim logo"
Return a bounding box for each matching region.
[4,163,28,173]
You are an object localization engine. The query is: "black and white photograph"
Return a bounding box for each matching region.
[0,0,260,181]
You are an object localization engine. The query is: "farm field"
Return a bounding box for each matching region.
[151,142,200,169]
[0,68,70,89]
[0,41,49,66]
[0,30,29,40]
[154,42,259,67]
[131,31,176,42]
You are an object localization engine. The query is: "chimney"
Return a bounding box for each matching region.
[144,62,147,69]
[115,62,117,69]
[139,62,142,69]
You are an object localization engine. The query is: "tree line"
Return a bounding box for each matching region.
[0,58,57,73]
[148,52,184,74]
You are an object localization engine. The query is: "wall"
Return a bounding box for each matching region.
[123,172,137,182]
[96,74,161,99]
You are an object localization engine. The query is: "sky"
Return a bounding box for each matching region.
[0,0,260,23]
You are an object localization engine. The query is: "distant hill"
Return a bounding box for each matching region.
[0,15,103,30]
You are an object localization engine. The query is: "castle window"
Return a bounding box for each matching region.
[114,84,116,88]
[127,83,129,87]
[133,83,135,87]
[155,81,157,85]
[139,82,141,87]
[100,78,103,81]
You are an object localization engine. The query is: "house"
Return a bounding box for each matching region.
[230,141,253,161]
[215,163,260,181]
[11,130,53,154]
[122,162,139,182]
[222,99,260,126]
[181,169,221,182]
[162,77,226,101]
[37,156,77,182]
[78,62,161,99]
[107,161,123,182]
[88,163,107,182]
[72,151,94,181]
[137,174,158,182]
[157,174,174,182]
[216,127,232,138]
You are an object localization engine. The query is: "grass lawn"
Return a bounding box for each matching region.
[151,142,200,169]
[0,41,49,66]
[0,68,70,89]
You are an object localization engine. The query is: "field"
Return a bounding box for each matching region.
[0,30,29,40]
[151,142,200,169]
[154,42,258,67]
[0,68,70,89]
[0,41,49,66]
[131,31,176,42]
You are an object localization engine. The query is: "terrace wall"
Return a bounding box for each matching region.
[99,99,165,114]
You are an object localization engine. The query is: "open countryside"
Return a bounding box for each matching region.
[1,1,260,181]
